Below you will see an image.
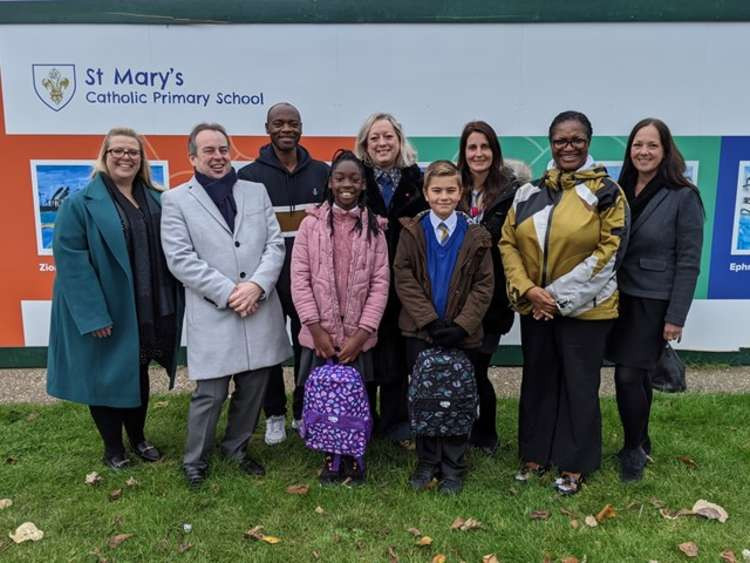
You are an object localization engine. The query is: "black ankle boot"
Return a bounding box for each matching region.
[619,447,647,482]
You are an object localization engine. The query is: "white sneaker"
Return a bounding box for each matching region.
[264,415,287,445]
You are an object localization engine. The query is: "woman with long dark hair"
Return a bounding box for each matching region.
[608,118,704,481]
[456,121,519,454]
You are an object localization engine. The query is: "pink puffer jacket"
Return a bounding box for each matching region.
[291,203,389,351]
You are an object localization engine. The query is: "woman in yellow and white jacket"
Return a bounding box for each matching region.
[500,111,629,495]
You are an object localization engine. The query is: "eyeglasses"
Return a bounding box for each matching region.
[107,148,141,159]
[551,138,588,149]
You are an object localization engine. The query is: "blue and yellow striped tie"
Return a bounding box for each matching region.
[437,222,449,245]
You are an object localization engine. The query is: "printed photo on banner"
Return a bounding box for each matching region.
[600,161,699,186]
[731,161,750,255]
[30,160,169,256]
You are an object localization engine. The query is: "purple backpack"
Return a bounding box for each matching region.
[301,360,373,471]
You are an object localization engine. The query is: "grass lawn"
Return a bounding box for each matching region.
[0,392,748,562]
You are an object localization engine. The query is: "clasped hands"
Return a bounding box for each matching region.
[426,319,468,348]
[228,281,264,318]
[309,323,370,364]
[526,286,557,321]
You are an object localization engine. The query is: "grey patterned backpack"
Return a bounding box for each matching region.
[408,347,477,437]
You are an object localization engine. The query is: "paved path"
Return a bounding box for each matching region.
[1,366,749,405]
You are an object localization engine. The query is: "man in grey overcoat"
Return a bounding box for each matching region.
[161,122,291,486]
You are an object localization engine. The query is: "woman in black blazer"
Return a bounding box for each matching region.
[456,120,519,455]
[608,118,704,481]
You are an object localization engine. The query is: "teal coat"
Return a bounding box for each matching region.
[47,174,184,408]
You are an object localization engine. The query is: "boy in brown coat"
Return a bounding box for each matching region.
[394,160,494,494]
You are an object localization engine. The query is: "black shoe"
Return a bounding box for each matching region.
[103,452,131,470]
[619,447,647,482]
[438,477,463,495]
[131,440,162,462]
[342,456,365,486]
[319,454,343,485]
[239,457,266,476]
[184,465,206,488]
[409,463,438,491]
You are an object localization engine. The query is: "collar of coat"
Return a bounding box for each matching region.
[542,165,610,191]
[399,209,491,249]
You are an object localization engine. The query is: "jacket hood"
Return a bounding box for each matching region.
[254,143,313,174]
[305,201,388,229]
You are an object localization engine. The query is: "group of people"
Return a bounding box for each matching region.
[46,103,704,496]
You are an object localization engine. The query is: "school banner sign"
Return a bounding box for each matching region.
[0,23,749,354]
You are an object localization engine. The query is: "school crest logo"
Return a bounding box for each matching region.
[33,65,76,111]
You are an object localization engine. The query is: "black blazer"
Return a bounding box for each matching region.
[617,185,703,326]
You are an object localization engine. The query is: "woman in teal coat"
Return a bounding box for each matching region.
[47,127,183,469]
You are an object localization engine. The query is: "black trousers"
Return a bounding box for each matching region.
[469,350,497,449]
[263,298,303,419]
[368,320,411,440]
[519,316,613,474]
[89,363,150,457]
[406,336,472,478]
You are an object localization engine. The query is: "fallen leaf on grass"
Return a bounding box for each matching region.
[595,504,616,523]
[0,499,12,510]
[125,477,139,487]
[432,555,447,563]
[25,412,39,422]
[416,536,433,547]
[286,484,310,495]
[9,522,44,543]
[584,515,598,528]
[154,400,169,408]
[85,471,103,486]
[482,555,499,563]
[5,456,17,464]
[742,549,750,561]
[659,508,694,520]
[314,506,325,515]
[560,507,576,517]
[109,488,123,502]
[177,542,192,553]
[691,499,728,523]
[677,455,698,469]
[530,510,551,521]
[649,497,666,509]
[387,545,399,562]
[451,516,465,529]
[244,526,281,544]
[406,527,421,536]
[561,558,580,563]
[570,519,580,529]
[678,541,699,558]
[108,533,133,548]
[312,549,321,560]
[451,517,482,531]
[721,550,737,563]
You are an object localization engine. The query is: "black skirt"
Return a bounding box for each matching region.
[607,293,669,370]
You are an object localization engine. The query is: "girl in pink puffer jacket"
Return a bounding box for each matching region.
[291,150,389,484]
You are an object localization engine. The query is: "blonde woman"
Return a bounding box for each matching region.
[47,128,183,469]
[354,112,427,442]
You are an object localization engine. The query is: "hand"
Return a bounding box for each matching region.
[525,286,557,315]
[92,326,112,338]
[663,322,683,342]
[228,282,264,317]
[338,329,370,364]
[432,322,468,348]
[308,323,336,359]
[425,319,449,340]
[532,307,554,321]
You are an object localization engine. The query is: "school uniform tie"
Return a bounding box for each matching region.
[437,222,450,245]
[379,174,395,208]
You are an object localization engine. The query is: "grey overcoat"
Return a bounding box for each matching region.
[160,176,292,380]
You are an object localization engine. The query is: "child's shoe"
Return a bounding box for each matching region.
[438,476,463,495]
[409,462,438,491]
[319,454,343,485]
[342,456,366,486]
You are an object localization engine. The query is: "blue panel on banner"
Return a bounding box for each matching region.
[708,136,750,298]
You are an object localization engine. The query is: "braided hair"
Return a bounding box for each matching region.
[321,149,381,240]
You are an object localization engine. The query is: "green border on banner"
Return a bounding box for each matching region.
[1,1,750,24]
[411,135,720,299]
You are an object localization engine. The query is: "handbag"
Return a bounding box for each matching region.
[649,343,687,393]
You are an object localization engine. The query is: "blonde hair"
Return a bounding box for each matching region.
[92,127,160,190]
[354,112,417,169]
[423,160,462,191]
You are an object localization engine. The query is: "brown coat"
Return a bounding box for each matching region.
[394,211,494,349]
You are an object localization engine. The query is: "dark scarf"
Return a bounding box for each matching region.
[623,173,665,223]
[102,174,176,359]
[195,168,238,232]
